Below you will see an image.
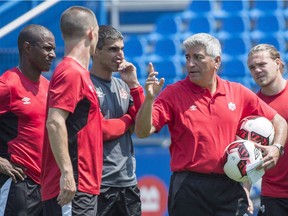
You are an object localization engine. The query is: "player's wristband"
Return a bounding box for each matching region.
[273,143,284,156]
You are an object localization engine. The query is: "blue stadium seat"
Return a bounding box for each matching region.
[214,0,249,17]
[249,0,283,17]
[131,59,147,80]
[252,35,286,54]
[148,14,183,42]
[182,0,213,20]
[148,38,182,62]
[219,58,248,78]
[151,59,183,84]
[124,36,147,59]
[186,15,215,34]
[251,14,285,39]
[216,14,250,39]
[221,36,251,60]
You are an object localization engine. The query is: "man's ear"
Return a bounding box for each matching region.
[215,56,221,70]
[88,27,95,41]
[23,41,32,55]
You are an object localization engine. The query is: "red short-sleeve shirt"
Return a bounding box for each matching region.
[41,57,103,201]
[152,76,276,174]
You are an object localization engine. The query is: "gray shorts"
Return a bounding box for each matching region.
[43,191,98,216]
[97,185,141,216]
[0,176,42,216]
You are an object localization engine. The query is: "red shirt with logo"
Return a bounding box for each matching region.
[257,81,288,198]
[41,57,103,201]
[152,76,276,174]
[0,67,49,184]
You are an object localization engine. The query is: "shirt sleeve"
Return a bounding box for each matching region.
[0,79,11,114]
[241,86,277,120]
[48,69,82,113]
[128,86,145,120]
[102,113,134,141]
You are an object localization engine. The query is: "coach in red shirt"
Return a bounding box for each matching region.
[135,33,287,216]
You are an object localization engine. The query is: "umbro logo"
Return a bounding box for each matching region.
[22,97,31,104]
[189,105,197,111]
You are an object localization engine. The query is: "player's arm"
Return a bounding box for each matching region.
[135,63,164,138]
[128,86,145,120]
[102,113,134,141]
[255,113,287,170]
[0,79,26,182]
[46,107,76,206]
[242,182,254,214]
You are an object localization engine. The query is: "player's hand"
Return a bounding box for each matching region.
[247,197,254,214]
[118,60,140,88]
[254,143,279,170]
[0,157,26,183]
[145,63,165,100]
[57,171,76,207]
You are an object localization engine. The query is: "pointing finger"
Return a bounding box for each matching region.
[149,62,154,74]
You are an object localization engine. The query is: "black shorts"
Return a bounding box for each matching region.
[258,196,288,216]
[168,172,249,216]
[43,191,98,216]
[97,185,141,216]
[0,176,42,216]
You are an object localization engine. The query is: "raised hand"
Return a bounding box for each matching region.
[145,62,165,99]
[118,60,140,88]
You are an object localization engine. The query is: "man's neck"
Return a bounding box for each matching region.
[261,77,286,96]
[65,41,90,70]
[90,63,112,81]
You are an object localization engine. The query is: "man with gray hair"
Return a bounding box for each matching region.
[135,33,287,216]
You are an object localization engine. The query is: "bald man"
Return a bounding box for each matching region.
[0,24,56,216]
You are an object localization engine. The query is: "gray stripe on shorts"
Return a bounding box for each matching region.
[0,178,12,216]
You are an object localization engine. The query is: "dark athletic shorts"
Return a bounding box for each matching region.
[0,175,42,216]
[97,185,141,216]
[43,191,98,216]
[258,196,288,216]
[168,171,249,216]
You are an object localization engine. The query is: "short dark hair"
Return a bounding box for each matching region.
[17,24,52,55]
[97,25,123,50]
[60,6,97,40]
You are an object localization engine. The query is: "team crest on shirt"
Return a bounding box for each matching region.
[119,88,128,99]
[95,87,105,98]
[228,102,236,111]
[22,97,31,104]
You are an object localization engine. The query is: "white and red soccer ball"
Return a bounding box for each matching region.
[235,115,274,146]
[223,115,274,182]
[223,140,263,182]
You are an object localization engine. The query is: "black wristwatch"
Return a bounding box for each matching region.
[273,143,284,156]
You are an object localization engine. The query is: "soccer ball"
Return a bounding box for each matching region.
[223,140,263,182]
[236,115,274,146]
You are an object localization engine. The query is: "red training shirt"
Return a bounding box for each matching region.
[41,57,103,201]
[152,76,276,174]
[257,81,288,198]
[0,67,49,184]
